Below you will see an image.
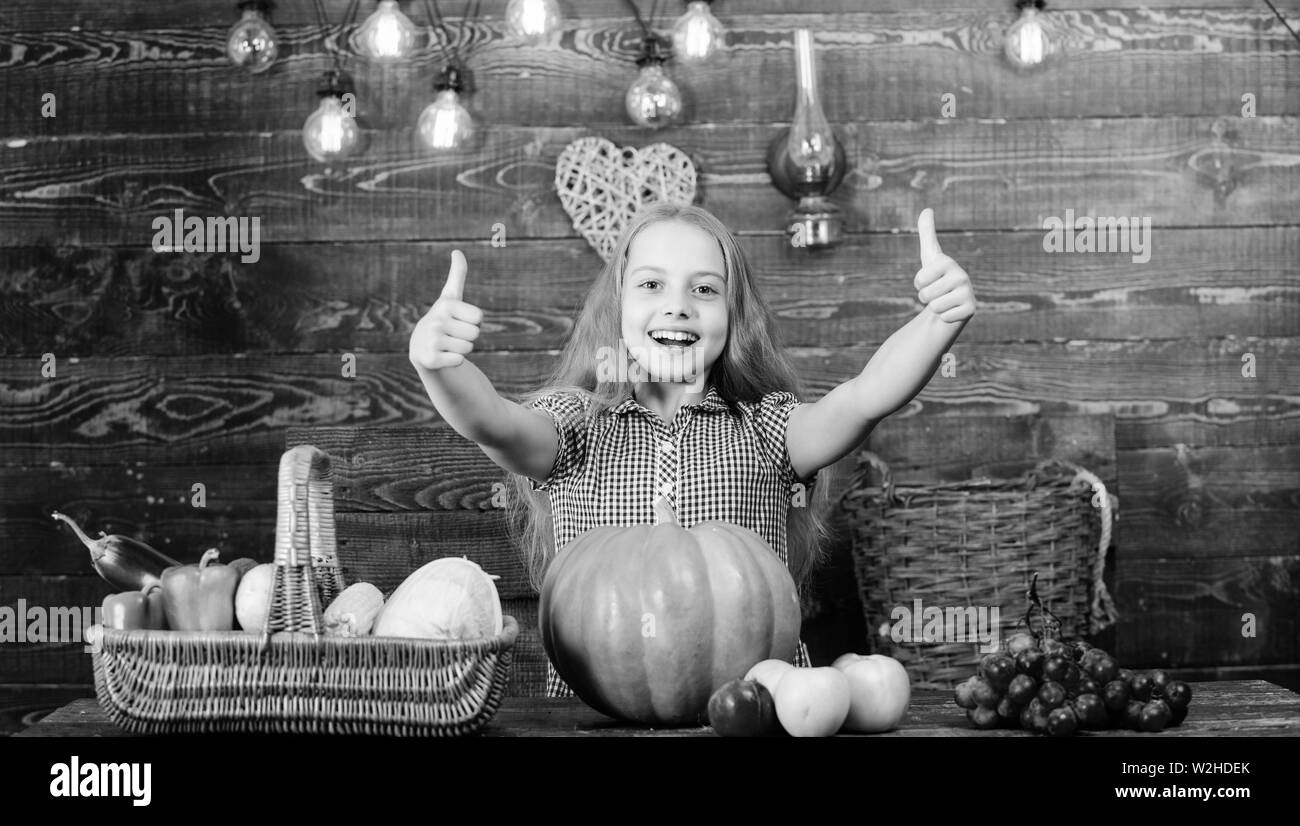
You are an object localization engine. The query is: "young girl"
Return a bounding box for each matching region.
[409,203,975,698]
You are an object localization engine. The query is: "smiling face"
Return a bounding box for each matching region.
[620,219,729,387]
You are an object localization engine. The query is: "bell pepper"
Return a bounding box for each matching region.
[101,584,168,630]
[160,547,239,631]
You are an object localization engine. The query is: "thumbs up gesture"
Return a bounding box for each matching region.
[914,209,976,324]
[409,250,484,371]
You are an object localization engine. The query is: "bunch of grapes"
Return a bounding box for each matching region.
[954,635,1193,735]
[953,575,1192,736]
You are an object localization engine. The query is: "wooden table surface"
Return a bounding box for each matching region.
[14,680,1300,737]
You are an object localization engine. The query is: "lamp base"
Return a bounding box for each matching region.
[788,197,842,248]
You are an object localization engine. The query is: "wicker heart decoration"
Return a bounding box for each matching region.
[554,136,697,263]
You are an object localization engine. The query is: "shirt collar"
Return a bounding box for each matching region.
[612,384,728,416]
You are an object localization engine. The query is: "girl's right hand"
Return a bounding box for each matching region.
[409,249,484,371]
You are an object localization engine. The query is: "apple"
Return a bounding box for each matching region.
[744,658,795,695]
[832,652,911,733]
[772,667,851,737]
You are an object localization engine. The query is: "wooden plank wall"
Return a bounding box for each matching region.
[2,0,1298,710]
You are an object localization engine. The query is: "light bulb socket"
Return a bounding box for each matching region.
[788,197,842,249]
[636,33,671,67]
[1014,0,1046,10]
[316,69,355,99]
[434,64,469,93]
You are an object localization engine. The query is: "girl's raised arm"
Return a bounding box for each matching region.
[785,209,976,479]
[411,251,559,482]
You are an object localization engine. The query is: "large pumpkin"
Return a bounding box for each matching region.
[539,496,801,725]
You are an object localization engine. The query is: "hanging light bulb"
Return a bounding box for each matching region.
[671,1,725,63]
[418,65,475,151]
[1004,0,1052,70]
[303,71,361,163]
[625,35,683,129]
[226,1,279,74]
[766,29,845,248]
[506,0,561,42]
[356,0,419,62]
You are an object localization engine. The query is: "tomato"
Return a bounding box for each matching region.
[834,653,911,733]
[773,667,851,737]
[707,679,783,737]
[745,658,795,695]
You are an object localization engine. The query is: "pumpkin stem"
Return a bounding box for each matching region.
[652,495,678,526]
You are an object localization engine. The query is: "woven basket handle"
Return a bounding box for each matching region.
[259,445,347,647]
[842,450,896,505]
[1028,458,1120,635]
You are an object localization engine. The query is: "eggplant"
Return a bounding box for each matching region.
[51,511,181,592]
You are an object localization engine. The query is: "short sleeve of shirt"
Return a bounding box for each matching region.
[751,391,818,491]
[526,391,590,492]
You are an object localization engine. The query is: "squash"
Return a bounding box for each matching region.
[323,582,385,637]
[234,562,276,632]
[538,496,801,726]
[372,557,502,640]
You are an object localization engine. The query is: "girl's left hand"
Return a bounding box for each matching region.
[914,208,977,324]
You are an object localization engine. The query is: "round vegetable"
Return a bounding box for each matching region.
[539,496,801,726]
[708,679,783,737]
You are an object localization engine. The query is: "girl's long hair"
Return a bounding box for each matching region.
[504,203,835,602]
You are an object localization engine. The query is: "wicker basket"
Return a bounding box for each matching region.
[839,451,1119,689]
[91,444,518,736]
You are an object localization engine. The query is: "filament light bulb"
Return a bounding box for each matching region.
[506,0,561,42]
[226,5,279,74]
[626,64,683,129]
[671,1,725,63]
[1005,3,1051,69]
[303,95,360,163]
[357,0,418,61]
[418,66,475,151]
[418,90,475,150]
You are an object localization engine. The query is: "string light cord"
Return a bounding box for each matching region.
[422,0,482,70]
[310,0,363,79]
[624,0,660,39]
[1262,0,1300,48]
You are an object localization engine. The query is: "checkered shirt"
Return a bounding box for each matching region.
[527,383,816,698]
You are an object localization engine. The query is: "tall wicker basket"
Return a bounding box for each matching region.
[839,451,1119,689]
[91,445,518,736]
